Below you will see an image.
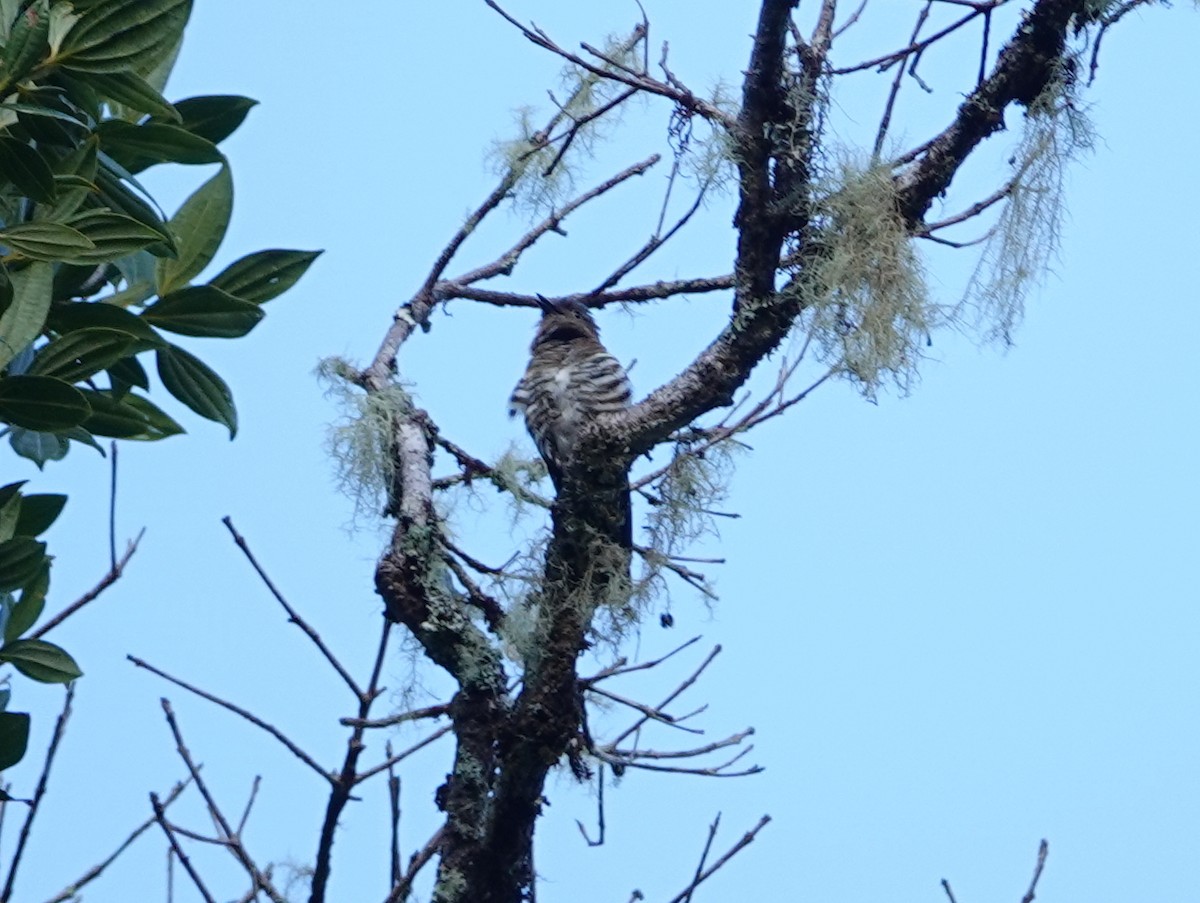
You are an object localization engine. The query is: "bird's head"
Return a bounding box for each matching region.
[532,294,601,345]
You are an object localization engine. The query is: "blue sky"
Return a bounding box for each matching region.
[6,3,1199,902]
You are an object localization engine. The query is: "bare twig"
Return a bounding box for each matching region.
[663,815,771,903]
[1,686,74,902]
[150,793,217,903]
[832,7,991,75]
[587,685,704,734]
[581,635,702,684]
[353,725,453,786]
[874,3,932,158]
[340,703,449,730]
[1022,839,1049,903]
[108,441,117,569]
[681,814,720,903]
[235,776,261,838]
[128,656,330,782]
[44,778,191,903]
[222,516,363,698]
[310,619,393,902]
[384,826,445,903]
[30,530,144,639]
[387,747,401,887]
[575,765,606,847]
[158,699,285,902]
[484,0,736,129]
[609,646,721,748]
[449,154,661,288]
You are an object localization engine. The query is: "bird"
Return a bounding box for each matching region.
[510,295,633,545]
[509,295,632,482]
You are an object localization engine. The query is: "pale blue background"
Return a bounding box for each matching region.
[5,3,1198,902]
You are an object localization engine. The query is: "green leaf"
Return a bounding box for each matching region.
[0,487,20,542]
[0,262,52,369]
[37,139,98,222]
[0,221,95,261]
[6,562,48,641]
[13,494,65,537]
[0,136,56,202]
[48,296,163,343]
[63,209,175,264]
[78,389,183,440]
[0,712,30,771]
[107,353,149,395]
[8,427,70,467]
[55,0,191,75]
[0,375,91,431]
[156,163,231,294]
[0,1,50,93]
[86,69,177,120]
[59,424,103,452]
[28,327,140,382]
[142,285,263,338]
[0,266,12,319]
[210,249,322,304]
[168,95,257,146]
[0,483,25,509]
[0,638,81,683]
[98,120,221,174]
[94,167,175,255]
[156,343,236,436]
[0,538,46,592]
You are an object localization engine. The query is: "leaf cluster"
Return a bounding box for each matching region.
[0,0,320,771]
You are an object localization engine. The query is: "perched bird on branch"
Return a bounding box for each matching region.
[510,295,633,544]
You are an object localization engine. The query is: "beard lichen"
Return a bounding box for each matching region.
[317,356,415,527]
[961,62,1095,345]
[791,153,935,398]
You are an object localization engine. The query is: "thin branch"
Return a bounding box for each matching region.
[833,0,870,39]
[128,656,330,782]
[1,685,74,903]
[681,814,720,903]
[1022,839,1049,903]
[440,553,506,633]
[30,530,144,639]
[158,699,285,903]
[150,793,217,903]
[384,826,445,903]
[448,154,661,288]
[108,441,117,569]
[387,747,401,887]
[609,645,721,748]
[832,7,989,75]
[341,703,449,730]
[874,2,932,158]
[662,815,771,903]
[353,725,453,786]
[484,0,736,129]
[43,778,191,903]
[575,765,606,847]
[607,729,755,763]
[310,619,394,902]
[587,686,705,735]
[916,180,1012,234]
[581,635,702,685]
[591,178,710,296]
[235,776,261,838]
[222,516,363,699]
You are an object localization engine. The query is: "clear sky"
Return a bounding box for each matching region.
[6,3,1199,902]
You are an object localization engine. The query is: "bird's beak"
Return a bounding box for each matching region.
[535,293,556,314]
